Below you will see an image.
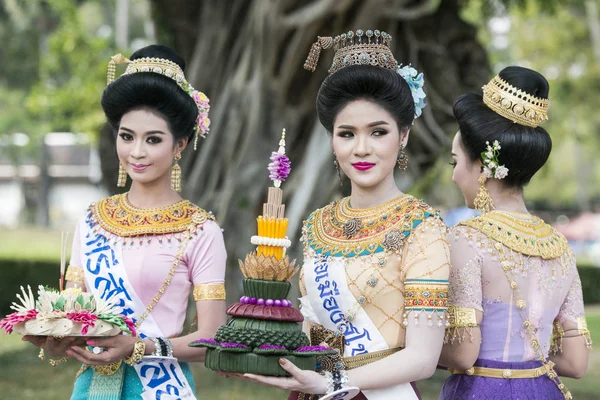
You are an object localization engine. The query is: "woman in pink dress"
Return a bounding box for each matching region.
[24,44,227,400]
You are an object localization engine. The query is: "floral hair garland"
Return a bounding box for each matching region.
[482,140,509,180]
[397,65,426,118]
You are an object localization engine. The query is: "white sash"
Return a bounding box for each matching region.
[301,255,418,400]
[78,214,196,400]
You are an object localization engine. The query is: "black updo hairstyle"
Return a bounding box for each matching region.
[101,44,198,143]
[316,65,415,133]
[454,66,552,188]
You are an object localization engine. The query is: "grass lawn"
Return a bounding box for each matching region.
[0,228,65,262]
[0,307,598,399]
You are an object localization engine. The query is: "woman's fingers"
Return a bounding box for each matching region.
[68,346,115,365]
[243,374,296,391]
[277,358,303,378]
[22,335,46,347]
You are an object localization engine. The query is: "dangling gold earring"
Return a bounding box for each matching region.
[397,145,408,171]
[171,153,182,192]
[333,154,342,186]
[474,175,494,213]
[117,163,127,187]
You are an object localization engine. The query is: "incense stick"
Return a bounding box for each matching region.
[59,232,69,292]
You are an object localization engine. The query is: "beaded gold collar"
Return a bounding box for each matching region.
[91,193,214,237]
[459,210,568,259]
[304,195,438,258]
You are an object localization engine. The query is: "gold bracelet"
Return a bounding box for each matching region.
[39,348,69,366]
[49,356,69,366]
[124,340,146,366]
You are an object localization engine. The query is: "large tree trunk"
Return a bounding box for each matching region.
[113,0,490,293]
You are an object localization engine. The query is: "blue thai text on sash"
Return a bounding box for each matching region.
[83,214,194,398]
[314,255,372,356]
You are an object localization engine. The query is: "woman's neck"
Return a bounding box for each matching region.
[126,177,183,209]
[486,180,528,214]
[349,175,403,209]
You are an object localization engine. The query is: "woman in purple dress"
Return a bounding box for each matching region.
[439,66,591,400]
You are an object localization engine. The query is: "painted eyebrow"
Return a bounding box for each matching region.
[119,127,167,135]
[336,121,390,129]
[451,152,457,156]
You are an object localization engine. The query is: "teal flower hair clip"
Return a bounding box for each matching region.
[397,65,426,118]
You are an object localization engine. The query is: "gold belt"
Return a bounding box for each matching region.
[343,347,401,370]
[450,361,555,379]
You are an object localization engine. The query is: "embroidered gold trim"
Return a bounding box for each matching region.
[65,266,85,284]
[305,195,439,257]
[459,210,568,259]
[404,279,448,312]
[92,193,214,237]
[343,347,401,370]
[193,283,226,301]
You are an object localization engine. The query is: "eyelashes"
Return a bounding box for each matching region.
[118,133,162,144]
[449,161,457,168]
[335,129,389,138]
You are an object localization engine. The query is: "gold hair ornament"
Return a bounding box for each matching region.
[106,53,211,150]
[304,29,398,74]
[482,75,549,128]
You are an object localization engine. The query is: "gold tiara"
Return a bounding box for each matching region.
[107,54,186,90]
[105,53,211,149]
[482,75,549,128]
[304,29,398,74]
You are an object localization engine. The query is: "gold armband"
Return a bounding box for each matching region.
[549,320,564,354]
[447,305,478,328]
[577,316,593,350]
[193,283,226,301]
[444,305,478,344]
[65,266,85,285]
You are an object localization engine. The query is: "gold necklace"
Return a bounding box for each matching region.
[305,195,437,258]
[92,193,210,237]
[459,210,568,259]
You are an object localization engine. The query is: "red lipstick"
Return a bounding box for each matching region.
[352,162,375,171]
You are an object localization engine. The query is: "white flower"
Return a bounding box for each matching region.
[488,161,496,169]
[486,151,493,159]
[483,167,493,178]
[495,165,509,179]
[493,140,500,148]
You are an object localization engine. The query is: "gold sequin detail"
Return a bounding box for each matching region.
[92,193,214,237]
[459,210,568,259]
[193,283,226,301]
[65,266,85,284]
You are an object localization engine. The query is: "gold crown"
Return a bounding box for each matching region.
[304,29,398,74]
[482,75,549,128]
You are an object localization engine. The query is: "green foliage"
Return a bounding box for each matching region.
[25,0,114,138]
[579,264,600,304]
[457,0,600,210]
[0,259,58,316]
